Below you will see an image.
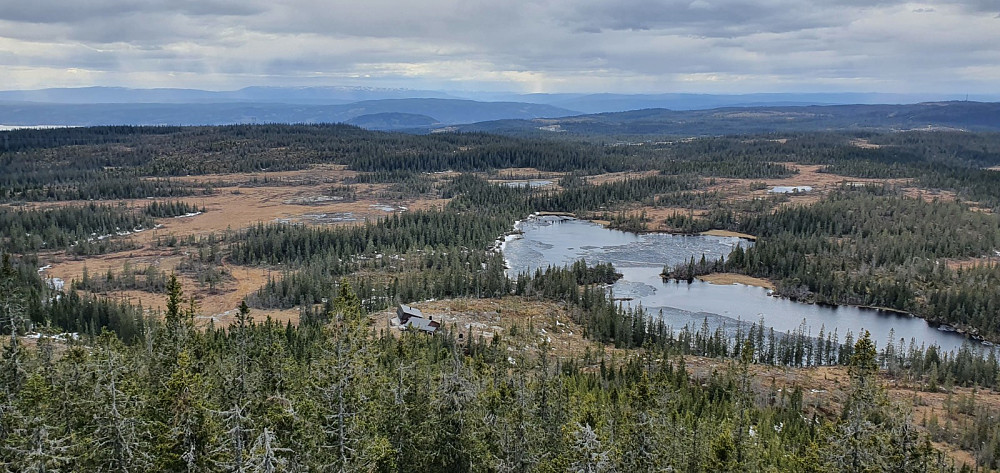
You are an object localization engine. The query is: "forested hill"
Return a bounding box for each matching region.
[345,112,440,130]
[0,98,577,127]
[449,101,1000,136]
[6,96,998,134]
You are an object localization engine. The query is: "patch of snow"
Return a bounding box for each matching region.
[768,186,813,194]
[46,278,64,290]
[26,332,79,342]
[501,180,553,188]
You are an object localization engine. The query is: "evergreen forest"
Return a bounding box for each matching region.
[5,124,1000,471]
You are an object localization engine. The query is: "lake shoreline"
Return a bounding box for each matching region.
[699,229,758,241]
[663,270,992,344]
[696,272,774,290]
[504,214,979,351]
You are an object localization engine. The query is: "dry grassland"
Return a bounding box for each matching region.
[706,163,906,206]
[34,164,456,326]
[700,229,757,240]
[697,273,775,290]
[943,256,1000,271]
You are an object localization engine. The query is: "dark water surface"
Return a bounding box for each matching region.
[502,216,973,353]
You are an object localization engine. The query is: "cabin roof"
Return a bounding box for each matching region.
[405,317,440,333]
[398,304,423,318]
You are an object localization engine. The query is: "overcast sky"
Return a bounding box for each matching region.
[0,0,997,94]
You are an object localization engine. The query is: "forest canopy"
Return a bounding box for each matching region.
[4,124,1000,471]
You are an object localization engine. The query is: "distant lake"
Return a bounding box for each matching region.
[502,216,974,353]
[0,124,74,131]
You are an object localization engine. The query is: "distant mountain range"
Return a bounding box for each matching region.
[447,102,1000,136]
[0,99,576,127]
[346,113,440,130]
[472,92,999,114]
[0,86,458,105]
[0,86,998,132]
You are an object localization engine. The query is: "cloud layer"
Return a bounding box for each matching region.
[0,0,997,93]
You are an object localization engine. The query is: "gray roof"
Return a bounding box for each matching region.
[405,317,440,333]
[398,304,423,317]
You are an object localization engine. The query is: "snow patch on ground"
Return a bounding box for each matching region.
[768,186,813,193]
[25,332,79,342]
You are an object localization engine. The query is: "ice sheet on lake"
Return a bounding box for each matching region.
[610,280,657,299]
[504,216,745,275]
[501,216,975,352]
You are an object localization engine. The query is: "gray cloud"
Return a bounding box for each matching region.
[0,0,996,93]
[0,0,264,23]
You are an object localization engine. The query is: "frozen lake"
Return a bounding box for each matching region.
[502,216,974,353]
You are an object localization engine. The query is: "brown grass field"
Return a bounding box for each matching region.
[697,272,775,290]
[700,229,757,240]
[705,163,907,207]
[35,164,452,327]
